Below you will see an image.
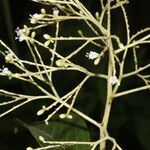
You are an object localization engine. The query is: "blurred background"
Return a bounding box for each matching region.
[0,0,150,149]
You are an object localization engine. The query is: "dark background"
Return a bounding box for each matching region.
[0,0,150,150]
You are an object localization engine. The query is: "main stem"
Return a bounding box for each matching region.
[100,50,113,150]
[100,1,114,149]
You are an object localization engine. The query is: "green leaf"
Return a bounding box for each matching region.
[20,114,91,150]
[134,113,150,150]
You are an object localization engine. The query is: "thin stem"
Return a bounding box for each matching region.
[114,85,150,98]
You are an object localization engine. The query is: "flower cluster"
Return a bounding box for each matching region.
[30,13,44,24]
[15,25,30,42]
[29,8,46,24]
[0,67,12,78]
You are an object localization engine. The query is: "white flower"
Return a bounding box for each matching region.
[15,26,29,42]
[30,13,44,24]
[15,28,26,42]
[0,67,11,75]
[31,13,39,19]
[108,76,120,85]
[0,67,13,79]
[86,51,99,60]
[53,8,59,16]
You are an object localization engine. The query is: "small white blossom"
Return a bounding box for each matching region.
[108,76,119,85]
[30,13,44,24]
[86,51,99,60]
[53,8,59,16]
[15,26,30,42]
[30,13,39,19]
[0,67,11,75]
[15,28,26,42]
